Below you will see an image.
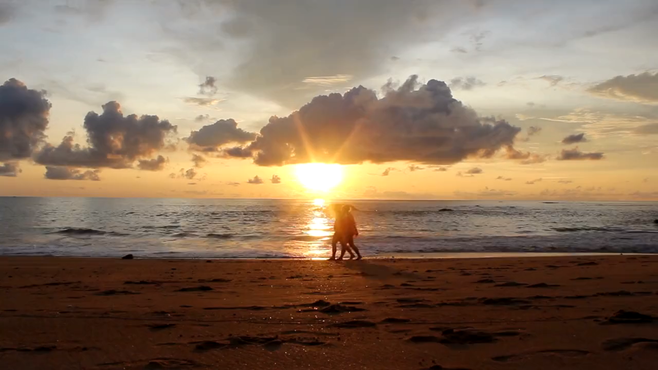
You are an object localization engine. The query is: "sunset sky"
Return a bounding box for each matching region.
[1,0,657,200]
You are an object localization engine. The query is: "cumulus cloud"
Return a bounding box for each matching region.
[137,155,167,171]
[198,76,217,96]
[35,101,177,169]
[539,75,564,86]
[45,166,100,181]
[226,76,521,166]
[561,133,587,144]
[526,178,542,185]
[503,146,547,164]
[527,126,542,136]
[186,119,257,152]
[633,123,658,135]
[557,147,604,160]
[192,154,206,168]
[247,175,263,184]
[449,76,485,90]
[587,72,658,104]
[0,78,51,162]
[408,164,424,172]
[0,162,19,177]
[271,175,281,184]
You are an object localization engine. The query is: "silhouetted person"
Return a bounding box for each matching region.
[338,205,362,260]
[329,205,354,260]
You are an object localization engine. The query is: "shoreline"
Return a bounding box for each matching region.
[1,255,657,369]
[0,251,652,261]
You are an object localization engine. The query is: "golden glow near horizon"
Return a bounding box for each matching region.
[313,198,325,207]
[295,163,343,192]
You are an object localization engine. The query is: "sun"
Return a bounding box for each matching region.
[295,163,343,192]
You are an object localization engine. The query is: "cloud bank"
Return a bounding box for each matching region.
[35,101,177,169]
[588,72,658,104]
[0,79,51,163]
[186,119,257,152]
[45,166,100,181]
[561,133,587,144]
[557,147,604,161]
[222,76,521,166]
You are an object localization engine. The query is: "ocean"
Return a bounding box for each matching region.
[0,197,657,258]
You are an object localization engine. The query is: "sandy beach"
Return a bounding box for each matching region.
[1,255,657,370]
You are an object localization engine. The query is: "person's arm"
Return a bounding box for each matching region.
[349,213,358,236]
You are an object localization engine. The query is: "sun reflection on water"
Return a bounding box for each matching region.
[301,198,334,258]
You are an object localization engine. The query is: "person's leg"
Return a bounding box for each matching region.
[348,235,362,260]
[337,239,348,260]
[329,233,338,260]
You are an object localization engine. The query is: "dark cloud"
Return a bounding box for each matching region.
[0,2,15,24]
[137,155,167,171]
[503,146,547,164]
[226,76,521,166]
[587,72,658,104]
[45,166,100,181]
[198,76,217,96]
[527,126,542,136]
[223,146,253,158]
[449,76,485,90]
[176,1,472,107]
[0,78,51,162]
[35,101,177,169]
[561,133,587,144]
[382,167,395,176]
[433,167,448,172]
[184,168,197,180]
[496,176,512,181]
[458,167,483,177]
[271,175,281,184]
[557,147,604,161]
[451,46,468,54]
[408,164,424,172]
[192,154,206,168]
[633,122,658,135]
[194,114,210,122]
[0,162,19,177]
[539,75,564,86]
[187,119,257,152]
[526,178,542,185]
[247,175,263,184]
[182,97,219,106]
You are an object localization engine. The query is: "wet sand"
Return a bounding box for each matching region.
[1,255,657,370]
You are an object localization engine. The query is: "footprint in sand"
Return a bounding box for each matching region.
[602,338,658,351]
[176,286,212,292]
[601,310,654,324]
[492,349,590,362]
[329,320,377,328]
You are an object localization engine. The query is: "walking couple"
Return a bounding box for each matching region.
[329,205,363,260]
